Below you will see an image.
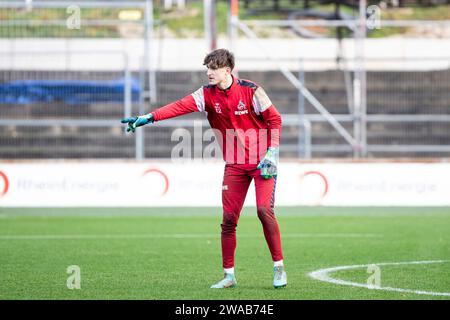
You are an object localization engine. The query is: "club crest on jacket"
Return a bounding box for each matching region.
[235,100,248,115]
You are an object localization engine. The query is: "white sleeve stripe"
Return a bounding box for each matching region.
[253,87,272,114]
[252,96,262,115]
[191,87,205,112]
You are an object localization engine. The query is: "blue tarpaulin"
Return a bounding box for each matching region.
[0,78,141,105]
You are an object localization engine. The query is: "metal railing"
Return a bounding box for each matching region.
[0,0,157,160]
[1,1,450,159]
[228,0,450,158]
[2,112,449,158]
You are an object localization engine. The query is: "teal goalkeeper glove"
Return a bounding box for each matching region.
[257,147,279,179]
[121,114,154,132]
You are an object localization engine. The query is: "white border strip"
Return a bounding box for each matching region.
[309,260,450,297]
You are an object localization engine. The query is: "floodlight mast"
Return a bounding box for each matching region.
[230,0,238,54]
[229,0,239,76]
[204,0,217,51]
[354,0,368,158]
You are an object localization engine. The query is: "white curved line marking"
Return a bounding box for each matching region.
[309,260,450,297]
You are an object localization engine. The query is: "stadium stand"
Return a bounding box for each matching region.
[0,0,449,159]
[1,69,449,159]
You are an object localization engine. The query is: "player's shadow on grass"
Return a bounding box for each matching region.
[232,285,287,291]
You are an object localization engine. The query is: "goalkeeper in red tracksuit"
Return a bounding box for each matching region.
[121,49,287,289]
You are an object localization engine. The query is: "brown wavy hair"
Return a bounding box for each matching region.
[203,49,235,70]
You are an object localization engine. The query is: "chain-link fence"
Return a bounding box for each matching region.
[1,0,450,159]
[0,0,157,159]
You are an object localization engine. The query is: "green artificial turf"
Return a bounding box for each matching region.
[0,206,449,300]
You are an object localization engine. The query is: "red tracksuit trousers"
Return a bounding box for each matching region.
[221,163,284,268]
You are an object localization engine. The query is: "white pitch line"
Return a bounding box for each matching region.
[309,260,450,297]
[0,233,382,240]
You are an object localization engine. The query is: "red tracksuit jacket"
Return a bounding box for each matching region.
[151,75,282,164]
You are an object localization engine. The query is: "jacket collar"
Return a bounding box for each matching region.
[217,74,237,93]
